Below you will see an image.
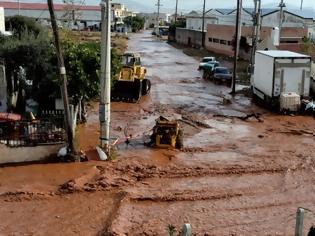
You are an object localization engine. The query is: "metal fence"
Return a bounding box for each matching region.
[0,120,66,147]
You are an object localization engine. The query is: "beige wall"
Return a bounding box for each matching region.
[0,144,62,164]
[205,24,309,58]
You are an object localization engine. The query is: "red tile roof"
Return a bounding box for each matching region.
[0,1,100,11]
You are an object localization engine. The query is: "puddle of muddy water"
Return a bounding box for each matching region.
[184,119,250,148]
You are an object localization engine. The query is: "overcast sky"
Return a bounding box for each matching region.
[79,0,314,13]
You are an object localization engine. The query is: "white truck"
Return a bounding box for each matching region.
[252,50,312,107]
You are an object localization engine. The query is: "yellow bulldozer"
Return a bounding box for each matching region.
[111,52,151,102]
[150,116,184,149]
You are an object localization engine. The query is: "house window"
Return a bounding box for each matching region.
[208,37,213,42]
[213,38,219,43]
[227,41,232,46]
[220,40,227,45]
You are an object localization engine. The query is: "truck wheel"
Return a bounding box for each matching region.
[142,79,151,95]
[176,129,184,149]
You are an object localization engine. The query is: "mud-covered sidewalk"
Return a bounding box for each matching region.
[1,31,315,236]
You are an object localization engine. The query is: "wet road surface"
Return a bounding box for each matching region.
[1,31,315,235]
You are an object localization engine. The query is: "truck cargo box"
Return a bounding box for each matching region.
[252,50,311,102]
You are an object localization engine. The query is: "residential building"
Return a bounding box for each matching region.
[138,12,170,28]
[111,3,131,25]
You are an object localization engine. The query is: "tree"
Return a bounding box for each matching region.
[5,15,45,39]
[301,36,313,55]
[61,40,121,102]
[0,16,54,112]
[1,16,122,113]
[124,16,145,32]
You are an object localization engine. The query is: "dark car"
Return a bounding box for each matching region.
[212,67,232,86]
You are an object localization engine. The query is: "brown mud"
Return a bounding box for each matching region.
[1,31,315,235]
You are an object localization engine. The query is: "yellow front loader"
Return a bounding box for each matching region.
[111,52,151,102]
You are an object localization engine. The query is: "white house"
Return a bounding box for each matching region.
[138,12,169,28]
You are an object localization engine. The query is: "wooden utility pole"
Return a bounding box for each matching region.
[201,0,206,48]
[175,0,179,23]
[47,0,74,153]
[232,0,242,94]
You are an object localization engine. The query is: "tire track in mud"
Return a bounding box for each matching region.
[0,159,308,202]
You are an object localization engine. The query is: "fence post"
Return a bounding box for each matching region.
[182,224,192,236]
[295,207,305,236]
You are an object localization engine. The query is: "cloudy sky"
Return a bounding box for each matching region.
[80,0,314,13]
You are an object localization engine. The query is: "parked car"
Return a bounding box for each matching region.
[202,61,220,79]
[198,57,216,70]
[212,67,232,86]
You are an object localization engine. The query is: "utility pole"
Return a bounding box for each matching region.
[18,0,20,15]
[250,0,261,74]
[155,0,162,36]
[47,0,74,154]
[278,0,286,43]
[100,0,111,155]
[175,0,178,23]
[295,208,305,236]
[232,0,242,94]
[201,0,206,48]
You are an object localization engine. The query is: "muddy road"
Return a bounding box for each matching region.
[1,31,315,236]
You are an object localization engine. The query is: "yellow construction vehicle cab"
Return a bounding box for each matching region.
[150,116,184,149]
[111,52,151,102]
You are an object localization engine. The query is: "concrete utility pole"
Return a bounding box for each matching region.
[250,0,261,74]
[201,0,206,48]
[155,0,162,36]
[174,0,179,23]
[47,0,74,153]
[100,0,111,155]
[295,208,305,236]
[18,0,20,15]
[278,0,286,43]
[232,0,242,94]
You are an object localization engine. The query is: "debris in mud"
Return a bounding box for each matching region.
[214,113,263,122]
[278,129,315,136]
[179,79,195,84]
[59,180,78,193]
[181,115,212,129]
[1,191,49,202]
[222,94,232,105]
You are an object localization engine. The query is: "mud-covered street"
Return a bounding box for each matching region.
[1,31,315,235]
